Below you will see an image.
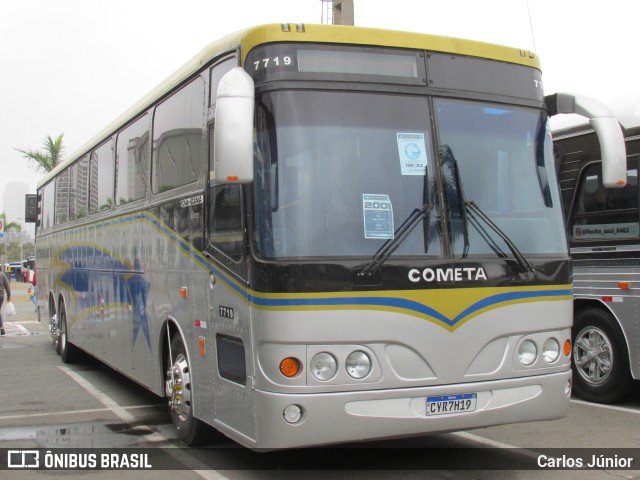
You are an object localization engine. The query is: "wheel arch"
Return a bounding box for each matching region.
[573,297,634,376]
[57,291,68,318]
[159,315,185,398]
[48,291,57,319]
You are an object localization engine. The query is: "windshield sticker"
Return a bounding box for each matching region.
[573,223,639,240]
[363,194,394,239]
[397,133,428,175]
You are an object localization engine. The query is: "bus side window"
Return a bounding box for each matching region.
[570,158,639,240]
[209,184,243,260]
[152,77,205,193]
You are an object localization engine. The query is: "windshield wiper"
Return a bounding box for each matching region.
[464,200,535,274]
[357,202,432,277]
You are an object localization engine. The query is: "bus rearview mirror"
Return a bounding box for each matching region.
[214,67,255,184]
[546,92,627,188]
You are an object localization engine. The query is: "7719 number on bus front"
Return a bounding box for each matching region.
[426,393,477,416]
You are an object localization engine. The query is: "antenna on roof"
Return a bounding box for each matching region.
[526,0,538,52]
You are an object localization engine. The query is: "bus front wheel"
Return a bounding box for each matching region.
[572,307,633,403]
[166,334,210,446]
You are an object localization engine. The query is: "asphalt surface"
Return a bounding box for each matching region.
[1,279,44,337]
[1,280,639,479]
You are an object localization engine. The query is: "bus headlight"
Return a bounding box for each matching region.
[518,340,537,366]
[310,352,337,381]
[345,351,371,379]
[542,338,560,363]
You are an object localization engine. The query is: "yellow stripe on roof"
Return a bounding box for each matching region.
[239,24,539,69]
[39,23,539,188]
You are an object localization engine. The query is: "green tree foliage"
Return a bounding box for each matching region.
[0,212,21,234]
[15,133,66,173]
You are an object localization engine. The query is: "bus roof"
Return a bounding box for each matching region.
[38,23,540,188]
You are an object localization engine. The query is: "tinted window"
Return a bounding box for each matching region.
[209,184,243,260]
[152,77,204,193]
[41,182,55,231]
[570,159,639,241]
[210,57,237,106]
[116,115,149,205]
[54,169,69,225]
[90,140,115,214]
[69,156,89,220]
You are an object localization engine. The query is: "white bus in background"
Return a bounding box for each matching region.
[553,95,639,403]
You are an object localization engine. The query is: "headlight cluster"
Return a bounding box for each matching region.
[309,350,372,381]
[517,336,569,367]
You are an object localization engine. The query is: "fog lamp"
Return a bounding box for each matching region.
[542,338,560,363]
[283,404,303,424]
[518,340,537,366]
[346,351,371,379]
[310,352,337,381]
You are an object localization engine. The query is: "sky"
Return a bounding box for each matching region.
[1,0,638,212]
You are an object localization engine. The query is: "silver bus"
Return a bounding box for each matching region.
[553,96,639,403]
[35,24,626,448]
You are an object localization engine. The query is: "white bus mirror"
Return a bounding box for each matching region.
[546,92,627,188]
[214,67,255,184]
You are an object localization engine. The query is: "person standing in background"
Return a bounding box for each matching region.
[0,270,11,335]
[29,272,37,309]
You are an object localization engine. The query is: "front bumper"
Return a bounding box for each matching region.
[251,370,571,449]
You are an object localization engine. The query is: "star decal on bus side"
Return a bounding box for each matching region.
[56,244,152,351]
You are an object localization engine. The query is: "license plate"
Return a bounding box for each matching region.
[426,393,477,416]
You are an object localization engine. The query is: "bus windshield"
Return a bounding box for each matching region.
[435,98,567,258]
[253,90,567,260]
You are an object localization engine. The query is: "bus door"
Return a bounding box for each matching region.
[204,183,256,442]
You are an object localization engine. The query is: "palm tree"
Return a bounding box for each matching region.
[1,212,22,271]
[0,212,21,235]
[15,133,66,173]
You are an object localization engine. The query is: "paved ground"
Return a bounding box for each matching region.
[1,280,47,337]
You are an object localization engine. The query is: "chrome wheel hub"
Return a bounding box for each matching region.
[573,326,613,385]
[166,354,192,421]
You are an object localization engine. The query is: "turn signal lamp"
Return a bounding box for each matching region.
[563,339,572,357]
[280,357,301,378]
[618,281,630,290]
[226,175,239,182]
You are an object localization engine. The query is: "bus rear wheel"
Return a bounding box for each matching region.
[165,334,210,446]
[58,308,80,363]
[572,307,633,403]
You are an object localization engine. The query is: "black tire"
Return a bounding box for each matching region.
[59,308,80,364]
[50,300,60,354]
[572,307,633,403]
[166,334,210,446]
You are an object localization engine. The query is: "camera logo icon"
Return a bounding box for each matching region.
[8,450,40,468]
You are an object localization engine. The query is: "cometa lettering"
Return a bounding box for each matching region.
[408,267,488,283]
